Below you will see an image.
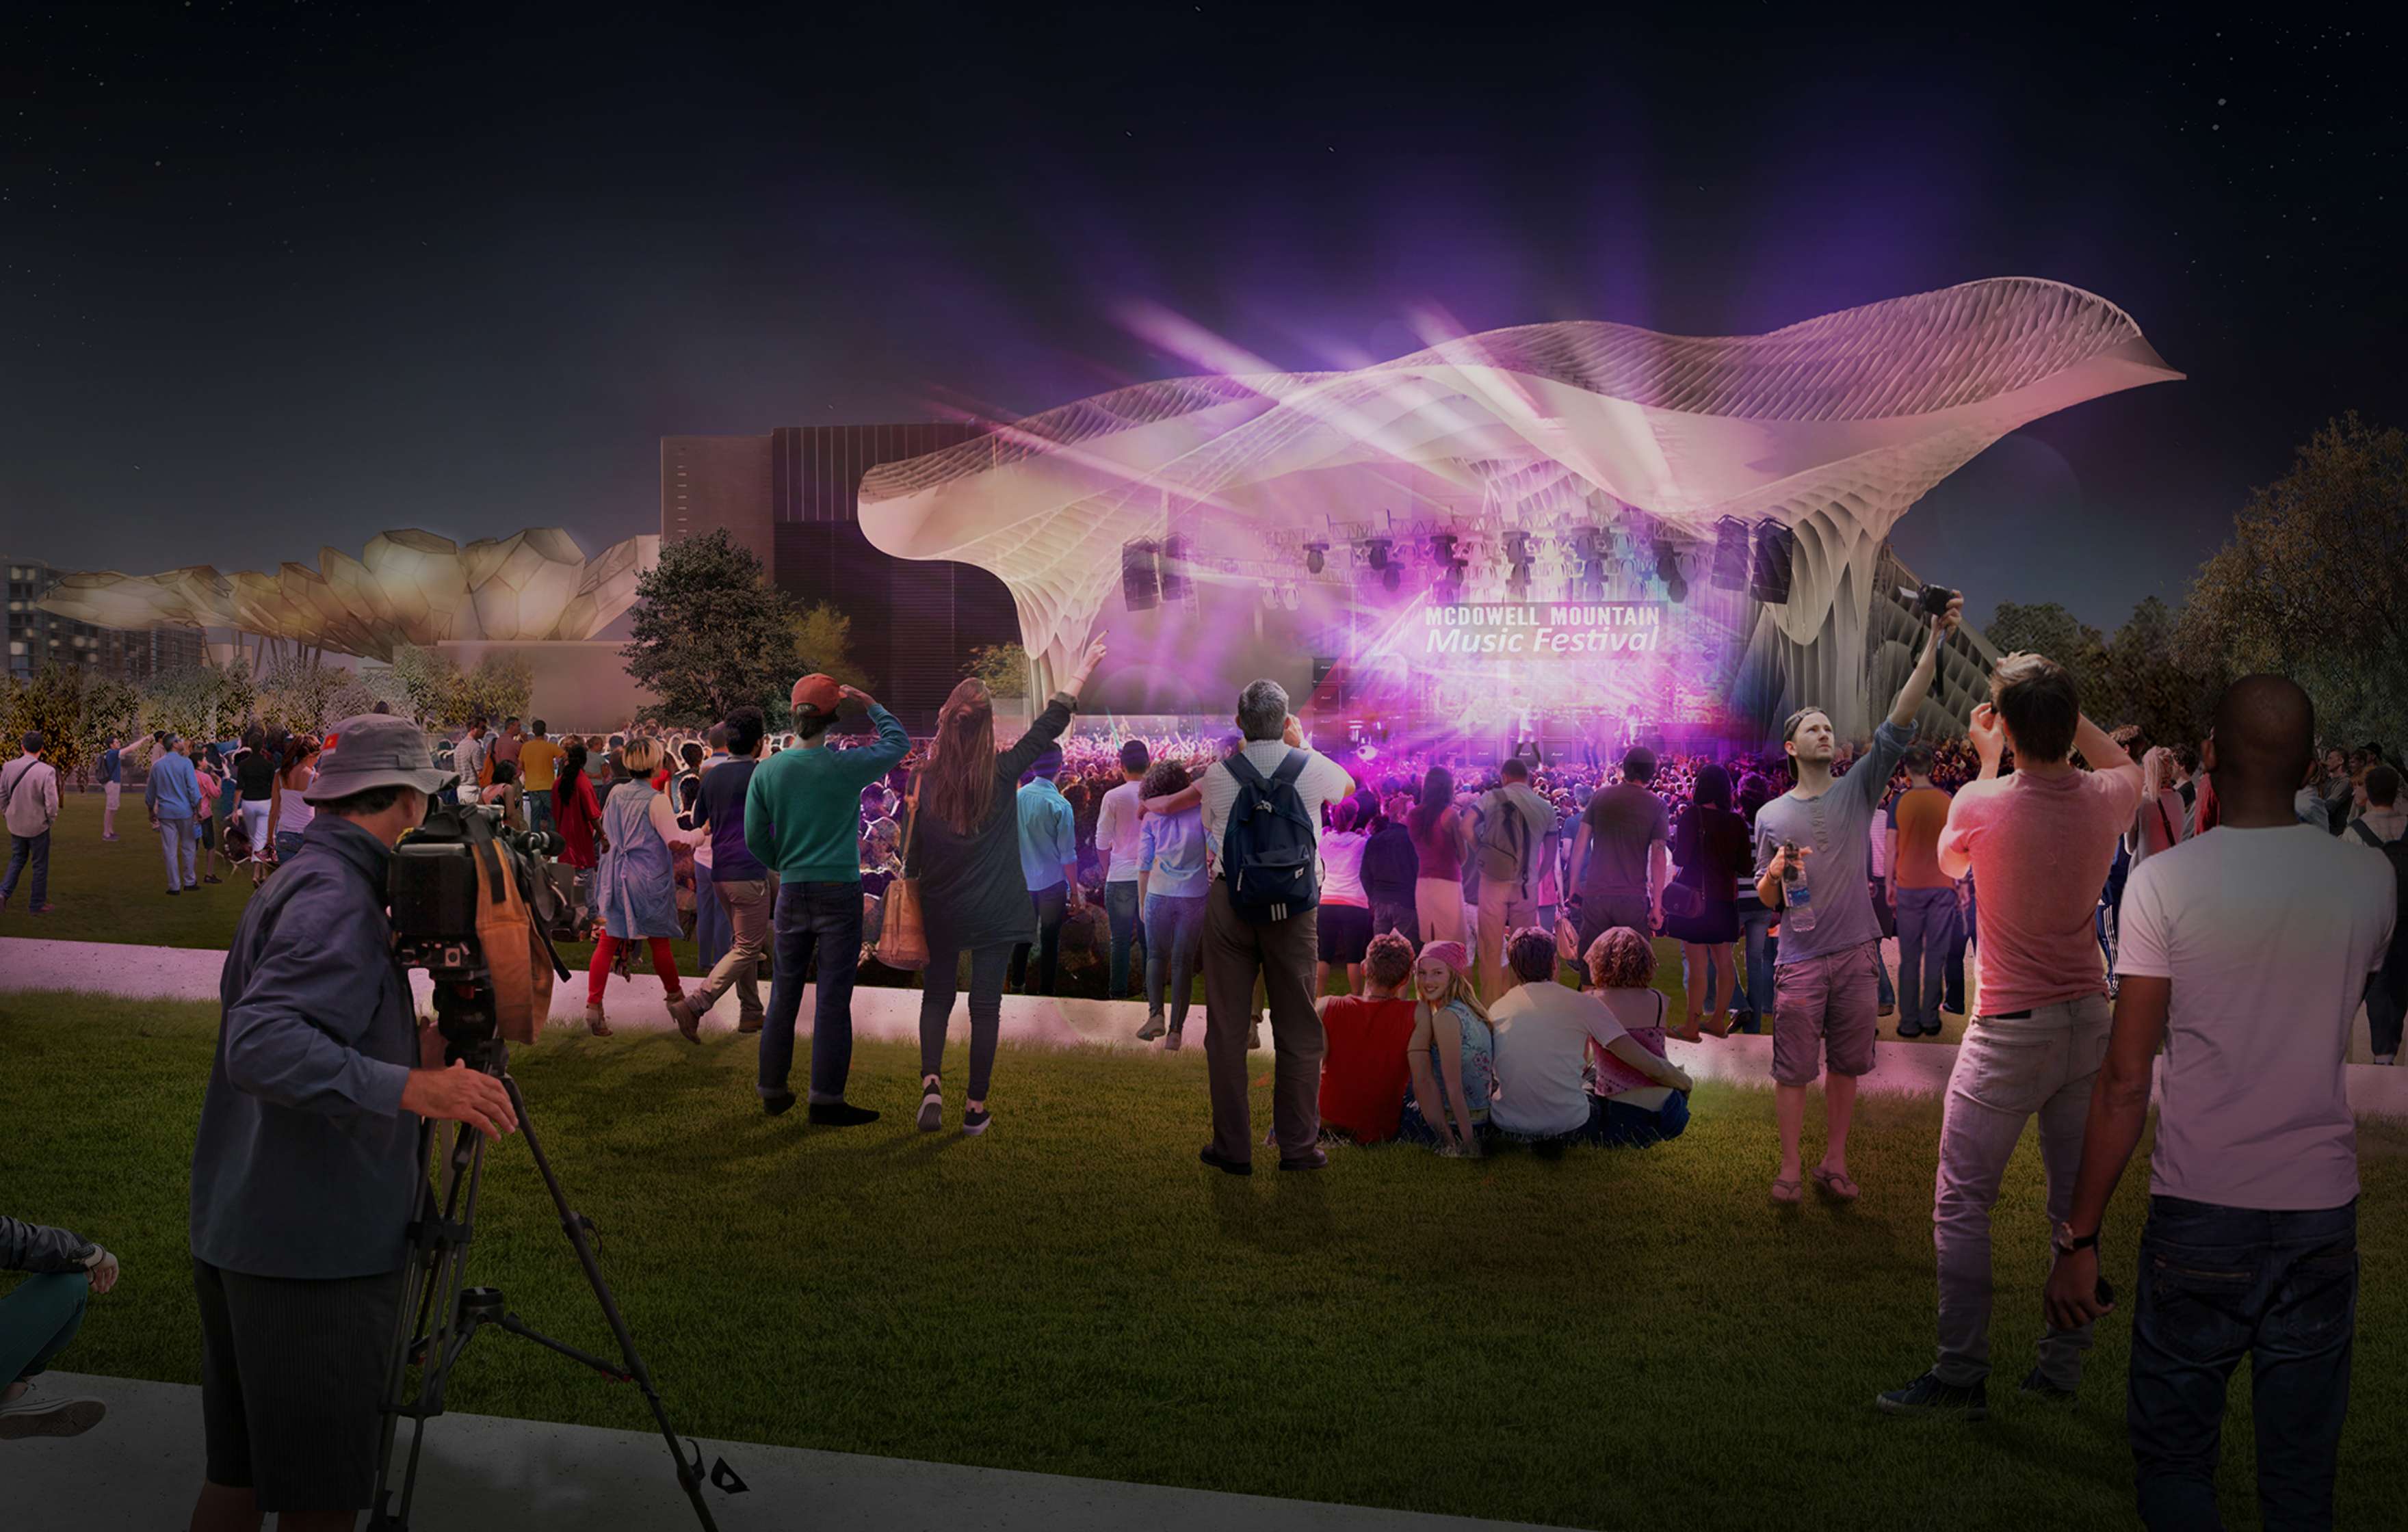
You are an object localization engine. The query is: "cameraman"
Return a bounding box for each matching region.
[187,715,518,1532]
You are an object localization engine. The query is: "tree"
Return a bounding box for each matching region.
[452,654,534,727]
[2186,413,2408,754]
[789,602,868,689]
[257,658,354,737]
[142,662,247,745]
[964,642,1030,700]
[619,528,800,727]
[1,665,92,782]
[213,658,256,736]
[387,645,463,727]
[1984,602,2119,720]
[77,676,144,783]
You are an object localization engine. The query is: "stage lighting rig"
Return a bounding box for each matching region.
[1428,532,1457,565]
[1655,539,1688,604]
[1360,537,1393,571]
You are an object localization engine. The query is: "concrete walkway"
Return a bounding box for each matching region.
[9,1370,1552,1531]
[8,935,2408,1117]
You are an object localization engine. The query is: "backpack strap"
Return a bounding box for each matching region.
[1269,750,1309,789]
[1225,752,1270,794]
[2351,819,2385,850]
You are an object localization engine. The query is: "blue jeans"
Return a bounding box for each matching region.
[523,788,553,836]
[1895,886,1959,1033]
[1008,882,1069,996]
[1580,1091,1690,1147]
[0,1270,88,1386]
[1103,880,1144,999]
[1737,901,1777,1033]
[2129,1196,2357,1531]
[1947,882,1973,1013]
[759,880,863,1104]
[2,830,49,907]
[1143,890,1206,1029]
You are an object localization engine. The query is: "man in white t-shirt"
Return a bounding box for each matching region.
[2045,676,2394,1531]
[1489,928,1690,1143]
[1195,680,1354,1175]
[1095,739,1151,1006]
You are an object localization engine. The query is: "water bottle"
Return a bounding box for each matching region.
[1781,840,1816,936]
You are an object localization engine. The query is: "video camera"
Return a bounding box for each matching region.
[389,803,575,1055]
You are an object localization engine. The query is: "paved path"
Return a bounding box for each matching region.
[8,936,2408,1116]
[10,1370,1553,1531]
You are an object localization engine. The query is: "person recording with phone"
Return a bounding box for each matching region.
[187,715,519,1532]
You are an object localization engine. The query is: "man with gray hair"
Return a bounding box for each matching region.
[1196,679,1356,1174]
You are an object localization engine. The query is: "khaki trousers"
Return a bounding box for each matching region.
[1201,882,1324,1165]
[1476,878,1536,1005]
[690,877,771,1021]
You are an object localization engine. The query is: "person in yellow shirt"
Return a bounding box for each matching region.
[516,719,562,836]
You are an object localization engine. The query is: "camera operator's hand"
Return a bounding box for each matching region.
[401,1061,519,1139]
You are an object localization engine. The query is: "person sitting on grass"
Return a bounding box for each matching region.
[1578,927,1692,1144]
[1316,931,1421,1144]
[1491,927,1692,1148]
[1399,940,1495,1159]
[1,1213,117,1440]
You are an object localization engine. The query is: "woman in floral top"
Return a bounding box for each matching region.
[1400,940,1495,1157]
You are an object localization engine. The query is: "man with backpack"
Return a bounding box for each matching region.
[1196,679,1356,1175]
[1,732,62,915]
[1472,758,1558,1005]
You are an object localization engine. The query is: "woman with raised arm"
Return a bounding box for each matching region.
[911,635,1108,1135]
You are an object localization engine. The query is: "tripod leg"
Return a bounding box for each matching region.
[370,1121,490,1532]
[502,1074,720,1532]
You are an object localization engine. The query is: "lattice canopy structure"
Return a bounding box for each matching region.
[36,528,660,663]
[859,278,2178,739]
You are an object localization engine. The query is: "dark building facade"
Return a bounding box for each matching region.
[8,558,207,683]
[662,425,1019,730]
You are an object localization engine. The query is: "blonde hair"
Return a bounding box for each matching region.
[620,737,664,777]
[1417,957,1493,1027]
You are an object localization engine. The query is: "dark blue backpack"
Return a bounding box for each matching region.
[1222,751,1320,923]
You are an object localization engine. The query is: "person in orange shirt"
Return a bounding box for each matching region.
[1885,743,1959,1038]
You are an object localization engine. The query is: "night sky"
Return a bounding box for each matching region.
[4,3,2401,632]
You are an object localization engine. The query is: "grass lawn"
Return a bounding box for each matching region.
[12,791,1991,1042]
[5,991,2403,1529]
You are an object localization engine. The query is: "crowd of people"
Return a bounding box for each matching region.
[8,587,2406,1531]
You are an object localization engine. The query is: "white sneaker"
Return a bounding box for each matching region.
[0,1382,107,1439]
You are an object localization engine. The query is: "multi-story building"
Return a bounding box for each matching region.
[6,558,207,683]
[660,427,1019,730]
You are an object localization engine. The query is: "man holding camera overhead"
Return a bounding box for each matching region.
[187,715,519,1532]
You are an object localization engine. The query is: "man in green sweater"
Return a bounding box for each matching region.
[745,674,911,1122]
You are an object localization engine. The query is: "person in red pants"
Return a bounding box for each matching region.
[586,739,705,1038]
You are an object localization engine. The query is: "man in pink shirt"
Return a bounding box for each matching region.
[1877,652,2138,1420]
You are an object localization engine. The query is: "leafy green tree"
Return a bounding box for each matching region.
[257,658,354,736]
[963,642,1030,700]
[1,665,92,781]
[213,658,256,735]
[387,645,463,727]
[790,602,869,690]
[1985,602,2120,720]
[452,654,534,727]
[2187,413,2408,754]
[620,529,800,727]
[142,663,240,744]
[77,676,144,783]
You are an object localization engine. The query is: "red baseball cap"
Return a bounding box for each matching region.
[791,674,844,716]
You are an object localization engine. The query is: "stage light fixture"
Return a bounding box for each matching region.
[1429,533,1456,564]
[1362,537,1393,571]
[1381,566,1402,593]
[1304,540,1327,574]
[1653,540,1679,585]
[1504,531,1531,567]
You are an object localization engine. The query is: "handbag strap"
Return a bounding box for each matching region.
[898,780,923,874]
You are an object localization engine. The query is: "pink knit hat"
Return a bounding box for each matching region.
[1419,940,1471,976]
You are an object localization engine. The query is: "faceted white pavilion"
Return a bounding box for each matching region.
[859,278,2180,740]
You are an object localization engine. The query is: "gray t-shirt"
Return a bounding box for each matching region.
[1753,719,1915,965]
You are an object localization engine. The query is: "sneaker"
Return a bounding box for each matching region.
[166,887,181,897]
[2017,1368,2077,1405]
[962,1106,992,1136]
[737,1014,764,1035]
[807,1101,880,1127]
[917,1083,944,1133]
[1876,1371,1989,1420]
[1878,1000,1896,1018]
[582,1005,612,1038]
[1136,1012,1167,1042]
[666,994,702,1042]
[1164,1026,1184,1053]
[0,1382,107,1440]
[29,903,53,915]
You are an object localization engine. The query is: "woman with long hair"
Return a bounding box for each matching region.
[909,635,1107,1135]
[263,735,322,869]
[1664,761,1752,1040]
[1134,758,1208,1048]
[1400,940,1495,1157]
[586,737,704,1039]
[1407,767,1469,947]
[553,737,605,932]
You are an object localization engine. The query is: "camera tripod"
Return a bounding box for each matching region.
[368,1036,726,1531]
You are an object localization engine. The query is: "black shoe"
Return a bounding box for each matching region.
[165,887,181,897]
[1199,1146,1253,1176]
[1876,1371,1989,1420]
[761,1092,798,1118]
[807,1101,880,1127]
[1278,1147,1328,1172]
[2017,1368,2077,1405]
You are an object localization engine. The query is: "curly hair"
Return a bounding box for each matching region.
[1141,759,1192,800]
[1584,926,1656,989]
[1507,927,1558,983]
[1363,932,1415,990]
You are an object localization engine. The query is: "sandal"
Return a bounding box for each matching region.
[1769,1176,1803,1206]
[1811,1167,1861,1202]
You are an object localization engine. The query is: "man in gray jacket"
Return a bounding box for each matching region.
[1,1213,118,1439]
